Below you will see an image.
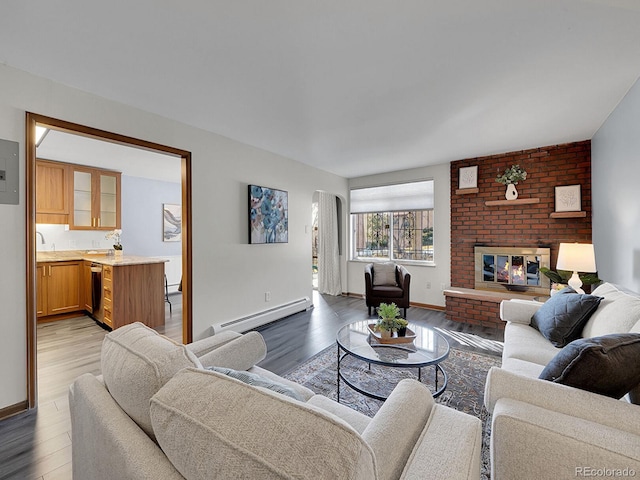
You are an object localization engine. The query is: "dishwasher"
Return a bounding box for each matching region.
[90,263,103,323]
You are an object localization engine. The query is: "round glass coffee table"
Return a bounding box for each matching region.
[336,320,450,402]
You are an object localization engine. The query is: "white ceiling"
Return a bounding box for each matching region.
[37,129,181,183]
[3,0,640,178]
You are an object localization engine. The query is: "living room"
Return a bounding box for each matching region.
[1,2,640,479]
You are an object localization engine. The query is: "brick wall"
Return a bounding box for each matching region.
[447,140,592,327]
[446,295,502,329]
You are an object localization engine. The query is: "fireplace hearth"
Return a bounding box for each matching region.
[474,246,550,296]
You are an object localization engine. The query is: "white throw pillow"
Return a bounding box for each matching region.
[582,283,640,338]
[373,262,397,286]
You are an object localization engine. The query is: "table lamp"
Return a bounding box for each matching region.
[556,243,597,294]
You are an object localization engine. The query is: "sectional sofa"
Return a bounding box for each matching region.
[485,282,640,479]
[69,322,482,480]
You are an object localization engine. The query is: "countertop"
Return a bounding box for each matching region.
[37,250,168,266]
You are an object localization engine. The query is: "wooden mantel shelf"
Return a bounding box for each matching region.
[485,198,540,207]
[550,211,587,218]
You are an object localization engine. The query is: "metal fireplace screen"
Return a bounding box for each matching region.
[474,246,550,295]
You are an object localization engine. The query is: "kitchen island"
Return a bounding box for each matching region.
[36,251,167,330]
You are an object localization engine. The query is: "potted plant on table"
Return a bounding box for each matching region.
[376,302,407,338]
[496,164,527,200]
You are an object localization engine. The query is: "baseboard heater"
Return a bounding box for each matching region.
[211,297,312,334]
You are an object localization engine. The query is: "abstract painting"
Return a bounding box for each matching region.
[163,203,182,242]
[249,185,288,244]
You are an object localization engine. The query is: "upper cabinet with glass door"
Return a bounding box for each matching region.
[71,166,121,230]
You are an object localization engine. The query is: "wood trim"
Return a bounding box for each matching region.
[342,293,445,312]
[0,400,29,421]
[182,152,193,344]
[26,113,38,409]
[27,114,189,158]
[25,112,194,409]
[409,301,445,311]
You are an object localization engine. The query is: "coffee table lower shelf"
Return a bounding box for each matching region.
[336,344,448,402]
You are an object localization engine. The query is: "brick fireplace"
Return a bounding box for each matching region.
[447,140,592,328]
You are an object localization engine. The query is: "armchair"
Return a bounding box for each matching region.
[365,262,411,317]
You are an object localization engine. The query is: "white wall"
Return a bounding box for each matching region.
[121,175,182,257]
[346,163,451,308]
[592,77,640,291]
[0,64,348,410]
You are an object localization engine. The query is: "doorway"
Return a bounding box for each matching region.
[25,112,193,409]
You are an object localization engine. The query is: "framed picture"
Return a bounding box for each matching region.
[163,204,182,242]
[249,184,288,244]
[459,165,478,189]
[555,185,581,212]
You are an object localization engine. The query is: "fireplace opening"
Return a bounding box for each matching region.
[475,246,550,295]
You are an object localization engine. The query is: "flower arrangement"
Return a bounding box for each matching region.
[496,164,527,185]
[105,229,123,250]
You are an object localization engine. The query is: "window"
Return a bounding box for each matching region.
[350,180,434,263]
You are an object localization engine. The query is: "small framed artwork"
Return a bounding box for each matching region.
[555,185,581,212]
[249,184,289,244]
[459,166,478,189]
[163,204,182,242]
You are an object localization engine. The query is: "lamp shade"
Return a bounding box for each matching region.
[556,243,597,273]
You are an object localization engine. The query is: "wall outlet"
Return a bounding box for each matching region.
[426,281,431,289]
[265,291,271,302]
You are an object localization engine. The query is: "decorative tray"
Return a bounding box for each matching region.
[367,324,416,344]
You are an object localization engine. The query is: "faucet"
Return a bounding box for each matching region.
[36,231,45,244]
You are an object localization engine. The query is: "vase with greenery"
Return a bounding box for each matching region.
[496,164,527,200]
[376,303,406,338]
[496,164,527,185]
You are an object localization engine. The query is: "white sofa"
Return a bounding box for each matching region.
[69,322,482,480]
[484,282,640,480]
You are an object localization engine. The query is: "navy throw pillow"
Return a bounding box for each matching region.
[531,290,602,347]
[540,333,640,399]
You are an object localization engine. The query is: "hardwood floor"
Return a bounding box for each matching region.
[0,291,502,480]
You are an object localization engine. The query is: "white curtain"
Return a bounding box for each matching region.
[318,192,342,295]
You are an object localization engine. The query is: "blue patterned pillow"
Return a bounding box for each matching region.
[207,366,305,401]
[531,290,602,347]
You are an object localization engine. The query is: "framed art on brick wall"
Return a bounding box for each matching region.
[459,165,478,189]
[555,185,581,212]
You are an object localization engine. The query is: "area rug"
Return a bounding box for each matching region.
[283,345,500,480]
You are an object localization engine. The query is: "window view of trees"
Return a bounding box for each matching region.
[352,210,434,262]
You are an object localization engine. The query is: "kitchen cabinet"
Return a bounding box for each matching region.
[102,262,164,330]
[37,261,82,318]
[71,166,121,230]
[35,159,70,224]
[102,264,113,328]
[82,261,94,314]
